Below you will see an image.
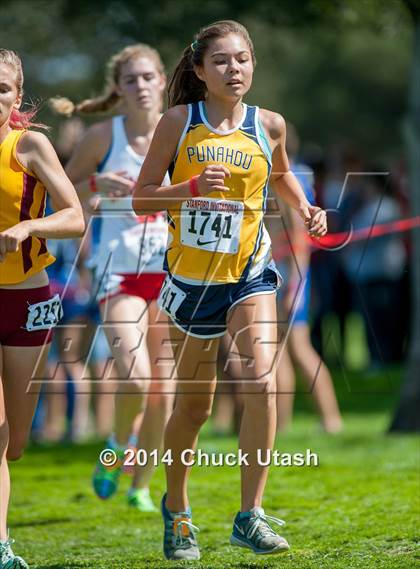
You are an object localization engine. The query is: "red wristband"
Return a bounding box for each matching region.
[189,175,200,197]
[89,174,98,193]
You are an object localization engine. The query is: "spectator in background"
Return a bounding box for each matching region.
[309,144,363,364]
[341,172,407,369]
[268,124,342,433]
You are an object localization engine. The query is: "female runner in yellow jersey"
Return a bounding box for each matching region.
[133,21,327,560]
[0,49,84,567]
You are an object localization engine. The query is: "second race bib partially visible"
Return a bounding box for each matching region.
[25,294,63,332]
[180,198,244,254]
[157,276,187,318]
[121,216,168,273]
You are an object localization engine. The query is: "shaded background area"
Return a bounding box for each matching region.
[0,0,413,162]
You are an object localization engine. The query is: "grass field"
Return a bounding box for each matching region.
[9,366,419,569]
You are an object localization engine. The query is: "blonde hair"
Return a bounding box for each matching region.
[0,48,46,129]
[50,44,165,116]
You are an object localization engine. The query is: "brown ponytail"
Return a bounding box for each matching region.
[168,45,207,108]
[49,92,120,116]
[168,20,256,108]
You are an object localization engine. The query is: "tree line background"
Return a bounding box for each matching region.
[0,0,414,164]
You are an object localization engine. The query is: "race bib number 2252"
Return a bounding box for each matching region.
[25,294,63,331]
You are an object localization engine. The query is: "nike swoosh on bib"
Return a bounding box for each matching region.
[197,238,218,246]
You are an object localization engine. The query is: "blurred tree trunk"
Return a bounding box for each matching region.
[389,2,420,432]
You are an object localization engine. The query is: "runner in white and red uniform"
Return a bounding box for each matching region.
[52,44,175,513]
[93,114,169,304]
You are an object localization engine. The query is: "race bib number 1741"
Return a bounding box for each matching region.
[180,198,244,254]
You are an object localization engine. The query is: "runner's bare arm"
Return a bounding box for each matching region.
[64,121,132,206]
[133,106,192,214]
[15,131,85,239]
[260,109,327,237]
[285,207,312,309]
[133,106,230,214]
[65,121,110,185]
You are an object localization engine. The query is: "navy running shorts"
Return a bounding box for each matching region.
[158,263,283,338]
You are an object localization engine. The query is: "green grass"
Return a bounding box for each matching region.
[9,367,419,568]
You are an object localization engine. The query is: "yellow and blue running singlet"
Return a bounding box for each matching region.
[165,101,273,284]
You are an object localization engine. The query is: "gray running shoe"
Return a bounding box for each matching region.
[230,506,290,554]
[161,493,200,560]
[0,539,29,569]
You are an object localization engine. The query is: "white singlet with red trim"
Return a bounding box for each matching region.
[92,115,169,276]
